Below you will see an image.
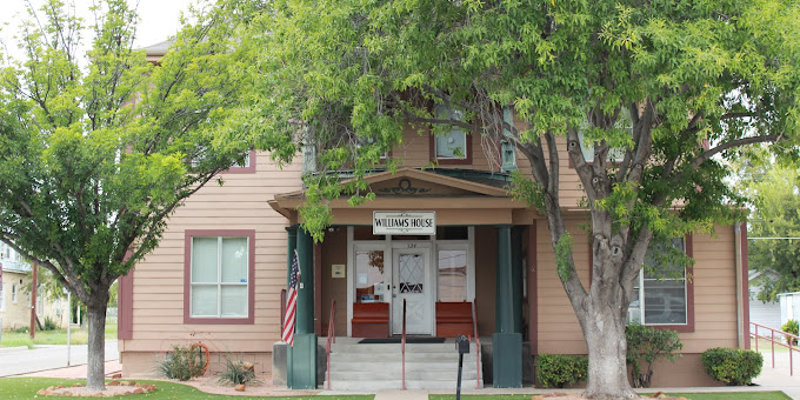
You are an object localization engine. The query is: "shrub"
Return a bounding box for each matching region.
[536,354,588,388]
[159,345,207,381]
[42,317,58,331]
[702,347,763,385]
[782,319,799,345]
[217,359,258,385]
[11,326,29,334]
[625,324,683,388]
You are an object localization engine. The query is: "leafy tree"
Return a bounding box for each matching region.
[739,160,800,301]
[0,0,256,391]
[244,0,800,398]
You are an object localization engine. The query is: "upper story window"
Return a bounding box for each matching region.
[185,230,255,324]
[628,238,690,327]
[578,107,631,164]
[501,106,517,173]
[431,105,471,164]
[191,149,256,174]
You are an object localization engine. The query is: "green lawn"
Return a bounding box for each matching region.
[0,378,374,399]
[0,322,117,348]
[751,337,795,353]
[431,392,791,400]
[0,379,790,400]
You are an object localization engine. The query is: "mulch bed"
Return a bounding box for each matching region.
[36,381,157,397]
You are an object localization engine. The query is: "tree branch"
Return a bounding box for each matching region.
[689,134,782,169]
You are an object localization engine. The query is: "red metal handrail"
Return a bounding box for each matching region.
[325,299,337,389]
[471,299,482,389]
[401,298,407,390]
[751,321,799,376]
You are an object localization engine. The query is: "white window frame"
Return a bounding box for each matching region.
[189,236,250,318]
[578,107,631,163]
[12,283,18,303]
[629,238,688,326]
[434,105,468,160]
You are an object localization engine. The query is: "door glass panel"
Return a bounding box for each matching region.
[438,250,467,302]
[399,253,424,293]
[355,250,386,302]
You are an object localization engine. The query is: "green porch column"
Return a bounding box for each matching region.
[511,226,523,334]
[493,225,522,388]
[290,226,317,389]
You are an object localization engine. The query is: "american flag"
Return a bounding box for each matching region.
[281,249,300,346]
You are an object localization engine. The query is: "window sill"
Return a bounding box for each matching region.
[183,316,254,325]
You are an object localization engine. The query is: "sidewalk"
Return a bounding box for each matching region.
[755,347,800,399]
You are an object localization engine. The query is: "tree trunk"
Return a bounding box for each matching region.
[86,302,107,391]
[581,278,639,399]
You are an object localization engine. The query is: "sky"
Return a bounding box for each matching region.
[0,0,201,61]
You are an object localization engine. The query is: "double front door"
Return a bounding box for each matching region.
[354,242,433,335]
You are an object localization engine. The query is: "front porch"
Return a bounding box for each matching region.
[270,168,538,389]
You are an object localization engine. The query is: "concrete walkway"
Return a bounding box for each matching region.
[754,347,800,399]
[374,389,427,400]
[0,340,119,377]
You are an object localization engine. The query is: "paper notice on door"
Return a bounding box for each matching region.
[357,273,368,285]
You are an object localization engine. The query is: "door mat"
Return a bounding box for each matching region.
[358,337,446,344]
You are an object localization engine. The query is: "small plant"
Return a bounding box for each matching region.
[626,324,683,388]
[218,359,258,386]
[535,354,588,388]
[782,319,799,345]
[158,345,207,381]
[702,347,763,386]
[42,316,58,331]
[11,326,29,334]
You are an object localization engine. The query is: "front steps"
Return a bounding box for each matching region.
[322,340,483,391]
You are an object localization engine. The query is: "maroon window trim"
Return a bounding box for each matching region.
[118,250,134,340]
[646,234,695,333]
[429,132,473,165]
[221,150,257,174]
[741,223,750,349]
[118,270,134,340]
[183,229,256,324]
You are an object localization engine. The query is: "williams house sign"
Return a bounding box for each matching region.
[373,211,436,235]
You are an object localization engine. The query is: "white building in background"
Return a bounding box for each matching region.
[779,291,800,327]
[0,242,70,330]
[749,269,782,330]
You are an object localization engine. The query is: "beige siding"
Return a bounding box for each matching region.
[394,124,585,208]
[121,153,303,362]
[536,221,739,355]
[536,217,591,354]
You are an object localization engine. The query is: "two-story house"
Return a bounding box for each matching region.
[116,43,750,390]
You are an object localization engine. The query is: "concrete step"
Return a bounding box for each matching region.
[323,341,483,391]
[326,378,481,391]
[330,342,479,352]
[329,361,477,373]
[329,368,477,381]
[330,351,479,363]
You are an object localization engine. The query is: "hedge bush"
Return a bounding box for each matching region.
[626,324,682,388]
[701,347,763,385]
[536,354,588,388]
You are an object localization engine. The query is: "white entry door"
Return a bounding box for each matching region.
[392,247,432,335]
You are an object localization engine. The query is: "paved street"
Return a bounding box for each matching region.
[0,340,118,377]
